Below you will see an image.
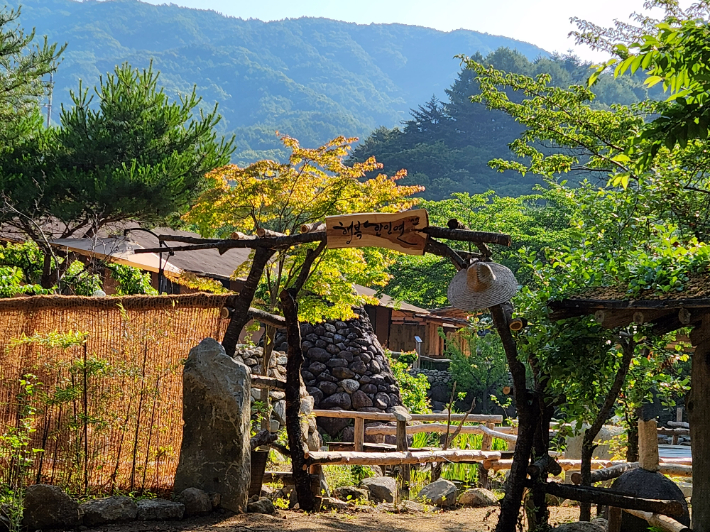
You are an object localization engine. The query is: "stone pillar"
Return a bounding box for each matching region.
[174,338,251,513]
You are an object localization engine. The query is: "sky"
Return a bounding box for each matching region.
[141,0,685,61]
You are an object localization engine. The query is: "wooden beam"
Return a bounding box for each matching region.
[539,482,685,518]
[304,449,501,466]
[364,423,516,436]
[312,409,502,423]
[571,462,640,484]
[421,226,511,246]
[622,509,691,532]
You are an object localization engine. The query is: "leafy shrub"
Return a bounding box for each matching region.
[385,350,430,413]
[446,320,509,414]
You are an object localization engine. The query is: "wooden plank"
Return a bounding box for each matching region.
[313,409,502,423]
[304,449,501,466]
[325,210,429,255]
[480,424,518,443]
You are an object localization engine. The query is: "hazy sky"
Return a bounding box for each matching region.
[141,0,685,61]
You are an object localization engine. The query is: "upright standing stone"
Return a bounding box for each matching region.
[174,338,251,513]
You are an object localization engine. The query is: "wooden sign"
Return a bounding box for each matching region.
[325,209,429,255]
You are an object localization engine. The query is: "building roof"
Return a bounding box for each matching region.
[352,284,430,314]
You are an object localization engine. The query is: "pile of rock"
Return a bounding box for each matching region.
[273,310,403,437]
[21,485,221,530]
[233,345,320,450]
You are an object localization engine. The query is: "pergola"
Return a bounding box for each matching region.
[549,291,710,531]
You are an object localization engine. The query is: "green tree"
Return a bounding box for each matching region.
[0,6,63,147]
[575,1,710,166]
[0,62,234,287]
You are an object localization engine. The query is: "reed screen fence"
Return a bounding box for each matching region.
[0,293,231,495]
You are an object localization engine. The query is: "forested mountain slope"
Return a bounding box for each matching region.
[10,0,548,163]
[350,49,664,199]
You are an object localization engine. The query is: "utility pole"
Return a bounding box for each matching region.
[45,72,53,128]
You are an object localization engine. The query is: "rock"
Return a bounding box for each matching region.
[360,383,377,394]
[317,417,351,437]
[308,347,331,362]
[332,367,356,379]
[416,478,457,508]
[136,499,185,520]
[400,500,427,512]
[350,360,369,374]
[429,383,451,403]
[458,488,498,507]
[209,491,221,509]
[300,395,315,415]
[80,496,138,526]
[361,476,397,503]
[309,361,327,375]
[591,519,608,528]
[269,390,285,400]
[341,379,360,393]
[307,385,323,401]
[276,356,288,365]
[176,487,212,516]
[338,351,354,362]
[301,370,315,381]
[319,381,338,395]
[374,392,391,409]
[327,359,348,368]
[351,390,373,409]
[555,522,604,532]
[333,486,369,502]
[22,484,80,530]
[173,339,251,513]
[273,400,286,424]
[321,391,352,410]
[321,497,349,510]
[324,323,336,333]
[247,497,275,514]
[610,468,690,529]
[307,428,322,451]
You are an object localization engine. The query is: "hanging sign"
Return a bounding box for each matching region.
[325,209,429,255]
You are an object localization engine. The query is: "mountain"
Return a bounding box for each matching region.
[9,0,549,163]
[350,49,664,199]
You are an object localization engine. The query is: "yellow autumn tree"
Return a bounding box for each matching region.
[186,134,424,322]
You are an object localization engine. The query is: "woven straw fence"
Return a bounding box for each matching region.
[0,293,232,495]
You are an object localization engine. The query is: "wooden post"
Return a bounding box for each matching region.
[673,407,683,445]
[354,417,365,453]
[639,418,660,472]
[689,314,710,532]
[393,406,412,502]
[607,506,623,532]
[479,421,494,489]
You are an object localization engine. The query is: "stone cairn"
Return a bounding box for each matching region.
[273,309,403,438]
[234,345,321,451]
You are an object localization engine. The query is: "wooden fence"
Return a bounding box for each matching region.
[0,294,230,494]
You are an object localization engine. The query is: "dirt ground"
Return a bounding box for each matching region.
[98,507,581,532]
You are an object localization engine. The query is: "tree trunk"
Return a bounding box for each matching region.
[222,247,275,357]
[689,315,710,532]
[579,338,635,521]
[280,288,315,512]
[626,413,639,463]
[490,303,537,532]
[529,399,553,529]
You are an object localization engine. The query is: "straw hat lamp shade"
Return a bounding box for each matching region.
[447,261,519,311]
